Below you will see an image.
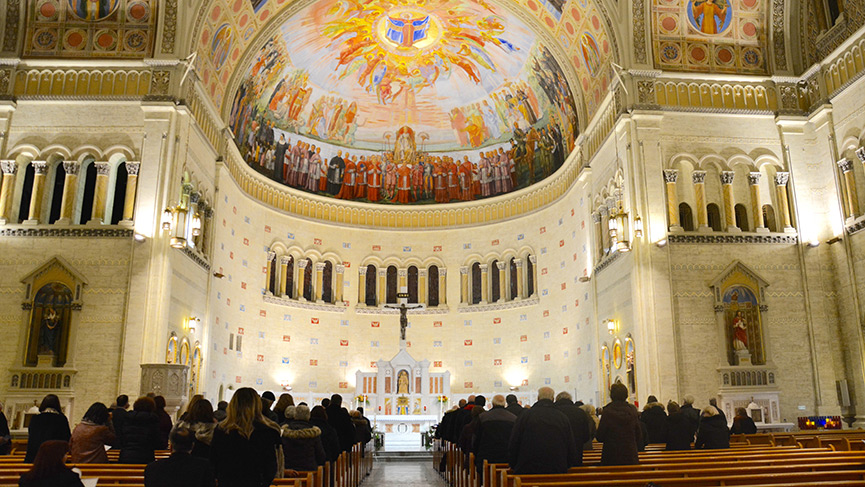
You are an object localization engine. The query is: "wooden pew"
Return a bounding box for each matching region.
[509,470,865,487]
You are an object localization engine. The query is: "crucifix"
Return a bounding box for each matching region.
[384,293,425,341]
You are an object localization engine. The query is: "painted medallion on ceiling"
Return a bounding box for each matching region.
[651,0,767,74]
[227,0,580,205]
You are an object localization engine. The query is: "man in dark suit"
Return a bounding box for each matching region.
[509,387,576,474]
[145,427,215,487]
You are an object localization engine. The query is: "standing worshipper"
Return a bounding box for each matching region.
[172,398,217,458]
[154,396,172,451]
[505,394,524,417]
[553,391,592,466]
[280,405,326,471]
[508,387,576,474]
[118,396,160,464]
[325,395,356,453]
[309,406,340,464]
[25,394,71,463]
[260,392,279,423]
[144,427,216,487]
[640,396,668,445]
[473,395,515,475]
[695,406,731,449]
[596,383,642,466]
[110,395,130,445]
[665,402,693,451]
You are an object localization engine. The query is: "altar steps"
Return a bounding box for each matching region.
[375,450,434,462]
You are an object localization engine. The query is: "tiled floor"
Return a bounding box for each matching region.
[364,461,448,486]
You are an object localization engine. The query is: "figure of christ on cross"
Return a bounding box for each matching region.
[384,301,425,340]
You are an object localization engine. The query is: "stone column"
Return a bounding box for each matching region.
[663,169,681,230]
[335,265,345,304]
[459,266,468,303]
[0,161,19,223]
[122,161,140,223]
[598,206,610,254]
[377,268,386,305]
[438,268,446,305]
[24,161,49,224]
[692,170,708,230]
[591,212,603,262]
[418,269,427,304]
[56,161,80,225]
[278,257,290,297]
[514,258,524,299]
[748,172,767,232]
[89,162,111,224]
[774,172,794,231]
[398,268,407,293]
[315,262,325,302]
[297,259,308,301]
[479,264,489,304]
[265,251,276,295]
[528,255,538,297]
[837,159,859,220]
[720,171,737,231]
[358,267,367,305]
[496,261,507,302]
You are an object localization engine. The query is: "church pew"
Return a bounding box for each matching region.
[508,470,865,487]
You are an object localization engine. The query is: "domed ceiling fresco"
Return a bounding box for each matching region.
[225,0,584,205]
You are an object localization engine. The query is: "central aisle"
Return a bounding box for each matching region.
[365,461,448,486]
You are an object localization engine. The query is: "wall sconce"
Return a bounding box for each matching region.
[281,383,292,392]
[161,204,202,249]
[605,319,619,335]
[185,316,199,333]
[634,217,643,239]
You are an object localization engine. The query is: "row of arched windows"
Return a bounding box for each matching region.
[358,263,446,307]
[461,252,537,305]
[265,248,345,305]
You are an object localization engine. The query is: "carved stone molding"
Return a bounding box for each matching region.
[3,0,20,52]
[663,169,679,184]
[591,212,601,224]
[279,256,291,265]
[837,159,854,173]
[721,171,735,185]
[594,249,624,275]
[748,172,762,185]
[692,171,707,184]
[0,228,133,238]
[125,162,141,175]
[161,0,179,54]
[632,0,647,64]
[668,234,799,245]
[773,172,789,186]
[62,161,80,176]
[772,0,787,70]
[178,246,211,271]
[457,296,540,313]
[267,251,277,262]
[1,160,18,175]
[263,294,347,312]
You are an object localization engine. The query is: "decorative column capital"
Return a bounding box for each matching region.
[720,171,735,185]
[94,162,111,176]
[31,161,48,175]
[591,211,601,224]
[297,259,308,269]
[773,171,790,186]
[315,262,326,271]
[0,160,18,175]
[358,267,367,276]
[459,266,468,275]
[397,269,407,277]
[439,268,446,276]
[513,258,523,268]
[336,265,345,274]
[604,197,616,209]
[528,255,537,264]
[747,172,762,185]
[62,161,80,175]
[267,251,277,262]
[837,158,854,173]
[279,256,291,266]
[663,169,678,183]
[377,269,386,276]
[189,191,201,205]
[203,208,214,219]
[478,264,489,272]
[692,170,706,184]
[598,205,609,218]
[418,269,427,277]
[125,161,141,175]
[856,147,865,163]
[496,261,506,271]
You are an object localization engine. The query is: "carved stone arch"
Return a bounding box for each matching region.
[698,155,729,173]
[419,256,446,269]
[710,261,770,367]
[268,241,289,257]
[6,144,40,162]
[71,145,104,164]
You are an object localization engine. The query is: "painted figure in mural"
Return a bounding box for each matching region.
[393,126,417,166]
[326,151,345,195]
[39,307,61,354]
[691,0,729,35]
[69,0,116,21]
[274,134,288,182]
[732,311,749,351]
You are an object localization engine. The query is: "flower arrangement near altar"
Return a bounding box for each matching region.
[436,395,448,403]
[355,394,369,404]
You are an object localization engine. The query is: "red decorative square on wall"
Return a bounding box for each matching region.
[464,339,473,346]
[544,354,550,361]
[561,283,567,290]
[370,362,377,368]
[573,253,577,261]
[588,371,592,379]
[264,225,271,233]
[311,318,319,324]
[314,238,322,245]
[563,327,568,334]
[309,359,318,366]
[520,335,527,342]
[339,382,348,389]
[226,298,231,306]
[571,209,575,216]
[372,245,381,251]
[433,321,442,327]
[256,354,264,362]
[241,282,247,289]
[237,328,244,335]
[541,268,548,275]
[243,238,249,246]
[543,310,550,317]
[565,376,570,383]
[236,376,242,383]
[406,341,411,347]
[540,227,546,234]
[230,252,234,260]
[433,245,442,252]
[464,382,473,388]
[433,361,442,367]
[493,359,502,366]
[259,310,266,317]
[283,335,290,342]
[575,299,579,307]
[343,261,351,268]
[491,239,499,246]
[371,321,380,328]
[559,240,565,247]
[493,317,501,324]
[521,379,529,386]
[340,340,349,346]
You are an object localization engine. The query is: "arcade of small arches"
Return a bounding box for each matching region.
[264,245,347,306]
[460,251,537,308]
[356,259,447,309]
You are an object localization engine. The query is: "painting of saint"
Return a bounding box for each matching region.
[211,24,234,72]
[68,0,118,21]
[688,0,732,35]
[580,33,601,77]
[26,283,74,367]
[723,286,763,365]
[732,311,748,350]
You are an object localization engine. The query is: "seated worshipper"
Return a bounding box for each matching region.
[172,398,217,458]
[19,440,83,487]
[154,396,172,450]
[25,394,71,463]
[730,407,758,435]
[473,395,516,474]
[664,402,693,451]
[213,401,228,422]
[596,383,642,465]
[144,427,216,487]
[553,391,592,466]
[508,387,576,474]
[309,406,340,464]
[69,402,116,463]
[695,406,731,449]
[118,396,161,464]
[505,394,524,417]
[640,396,667,444]
[280,404,326,471]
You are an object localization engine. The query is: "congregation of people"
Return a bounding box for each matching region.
[6,389,372,487]
[435,383,757,475]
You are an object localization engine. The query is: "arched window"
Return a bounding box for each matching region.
[322,261,334,303]
[407,266,419,303]
[110,163,128,225]
[303,258,313,301]
[79,162,97,225]
[386,265,398,304]
[707,203,722,231]
[762,205,777,232]
[734,204,749,231]
[509,258,518,299]
[679,203,694,231]
[17,163,35,223]
[526,256,535,297]
[284,256,294,299]
[428,265,439,307]
[365,264,377,306]
[268,258,277,294]
[471,262,482,304]
[48,162,66,224]
[490,260,500,303]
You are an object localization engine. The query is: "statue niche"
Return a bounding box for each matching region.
[26,283,74,367]
[397,369,410,394]
[710,261,768,366]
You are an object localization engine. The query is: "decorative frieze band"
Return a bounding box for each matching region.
[667,234,799,245]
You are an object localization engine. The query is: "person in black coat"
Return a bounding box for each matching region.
[505,395,524,417]
[664,402,692,451]
[118,396,161,464]
[473,395,516,474]
[695,406,730,449]
[730,408,758,435]
[709,398,727,424]
[0,404,12,455]
[309,406,340,463]
[640,396,667,445]
[508,387,576,474]
[25,395,71,463]
[441,400,467,443]
[19,440,83,487]
[144,427,215,487]
[596,383,642,466]
[110,395,130,445]
[325,395,355,453]
[280,405,326,471]
[680,395,700,440]
[553,392,591,466]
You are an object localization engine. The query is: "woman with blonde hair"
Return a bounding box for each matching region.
[209,388,282,487]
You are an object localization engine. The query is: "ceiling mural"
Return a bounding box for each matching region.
[651,0,768,74]
[225,0,579,205]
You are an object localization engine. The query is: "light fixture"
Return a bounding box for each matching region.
[634,217,643,239]
[185,316,199,333]
[808,239,820,248]
[827,236,843,245]
[656,239,668,248]
[606,319,619,335]
[161,203,189,249]
[161,208,173,232]
[190,212,202,236]
[282,384,292,392]
[509,386,519,391]
[133,233,146,243]
[578,276,591,283]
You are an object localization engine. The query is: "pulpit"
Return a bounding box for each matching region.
[140,363,189,417]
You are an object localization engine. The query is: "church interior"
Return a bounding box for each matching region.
[3,0,865,483]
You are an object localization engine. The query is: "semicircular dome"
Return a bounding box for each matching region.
[227,0,582,205]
